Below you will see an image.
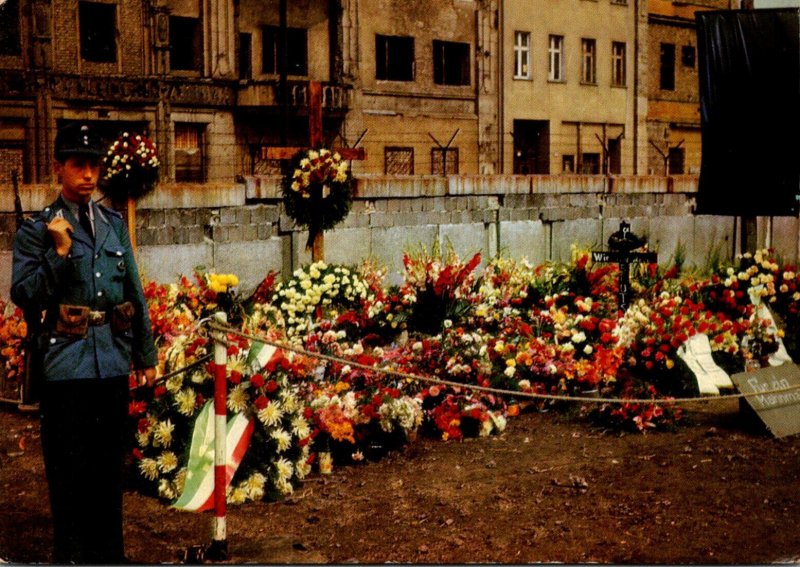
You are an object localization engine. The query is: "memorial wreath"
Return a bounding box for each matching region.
[101,131,160,205]
[282,148,353,249]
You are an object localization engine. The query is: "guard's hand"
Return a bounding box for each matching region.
[47,217,74,257]
[136,367,157,388]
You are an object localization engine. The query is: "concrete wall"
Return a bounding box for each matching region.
[3,174,796,297]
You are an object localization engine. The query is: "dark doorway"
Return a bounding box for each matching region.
[513,120,549,174]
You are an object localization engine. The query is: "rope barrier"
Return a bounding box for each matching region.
[204,321,800,407]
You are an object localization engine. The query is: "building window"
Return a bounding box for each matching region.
[431,148,459,175]
[611,41,626,86]
[262,25,308,76]
[376,35,414,82]
[0,0,21,56]
[239,33,252,80]
[170,16,203,72]
[660,43,675,90]
[581,38,597,84]
[174,123,205,182]
[384,147,414,174]
[681,45,696,68]
[668,146,685,174]
[514,31,531,79]
[562,155,575,173]
[79,2,116,63]
[580,153,601,174]
[433,40,470,86]
[548,35,564,82]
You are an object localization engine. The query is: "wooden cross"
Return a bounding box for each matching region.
[591,221,657,313]
[261,80,366,262]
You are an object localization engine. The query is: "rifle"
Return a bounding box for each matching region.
[12,169,24,231]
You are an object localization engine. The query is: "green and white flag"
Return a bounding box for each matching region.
[173,401,254,512]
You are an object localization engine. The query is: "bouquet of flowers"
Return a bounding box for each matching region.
[282,148,354,249]
[101,131,160,204]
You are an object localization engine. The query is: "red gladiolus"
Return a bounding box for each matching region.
[251,373,265,388]
[254,395,269,410]
[229,370,242,384]
[265,380,279,393]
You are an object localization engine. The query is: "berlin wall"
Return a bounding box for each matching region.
[1,175,796,295]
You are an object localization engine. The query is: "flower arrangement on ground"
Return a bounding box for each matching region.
[101,131,159,204]
[282,148,354,249]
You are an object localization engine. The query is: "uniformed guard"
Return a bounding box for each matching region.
[10,122,157,564]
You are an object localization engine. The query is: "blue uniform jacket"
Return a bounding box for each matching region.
[11,196,157,381]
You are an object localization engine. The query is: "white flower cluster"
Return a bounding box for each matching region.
[290,149,349,196]
[378,397,423,433]
[272,262,373,338]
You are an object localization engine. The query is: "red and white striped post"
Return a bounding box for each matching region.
[206,311,229,560]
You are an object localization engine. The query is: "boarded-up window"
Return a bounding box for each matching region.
[431,148,458,175]
[174,123,205,182]
[385,147,414,174]
[79,2,116,63]
[668,146,685,174]
[660,43,676,90]
[580,153,601,174]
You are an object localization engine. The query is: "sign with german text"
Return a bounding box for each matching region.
[730,363,800,439]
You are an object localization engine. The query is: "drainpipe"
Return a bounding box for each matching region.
[633,0,640,174]
[497,1,504,174]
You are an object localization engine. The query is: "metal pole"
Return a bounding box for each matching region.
[206,311,229,560]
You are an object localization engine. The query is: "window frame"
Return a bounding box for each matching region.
[0,0,21,56]
[548,35,564,82]
[261,25,308,76]
[174,122,206,183]
[376,34,415,82]
[581,38,597,85]
[611,41,626,87]
[431,147,459,175]
[433,40,471,86]
[79,1,117,63]
[169,15,203,72]
[384,146,415,174]
[660,42,676,91]
[513,31,531,80]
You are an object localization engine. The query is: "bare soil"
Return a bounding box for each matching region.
[1,399,799,565]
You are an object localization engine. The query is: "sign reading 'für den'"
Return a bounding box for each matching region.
[730,363,800,439]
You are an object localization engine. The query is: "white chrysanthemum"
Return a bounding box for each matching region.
[270,429,292,453]
[165,374,184,394]
[275,477,294,496]
[295,459,312,480]
[275,457,293,481]
[174,468,187,495]
[279,391,300,413]
[227,383,250,413]
[291,416,311,439]
[158,478,176,500]
[229,486,248,505]
[136,431,150,447]
[152,420,175,448]
[257,401,284,427]
[157,451,178,473]
[139,458,159,480]
[174,389,197,417]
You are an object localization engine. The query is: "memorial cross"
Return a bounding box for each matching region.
[261,80,366,262]
[591,221,657,313]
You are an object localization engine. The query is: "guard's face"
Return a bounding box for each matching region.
[55,155,101,204]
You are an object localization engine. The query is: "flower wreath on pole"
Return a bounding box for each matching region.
[282,148,353,250]
[100,131,160,206]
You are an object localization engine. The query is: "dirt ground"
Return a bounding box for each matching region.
[1,398,799,565]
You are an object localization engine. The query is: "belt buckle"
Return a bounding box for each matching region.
[88,310,105,325]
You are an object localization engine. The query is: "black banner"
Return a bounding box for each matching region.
[695,9,800,216]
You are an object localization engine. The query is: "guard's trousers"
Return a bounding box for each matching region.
[40,376,129,565]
